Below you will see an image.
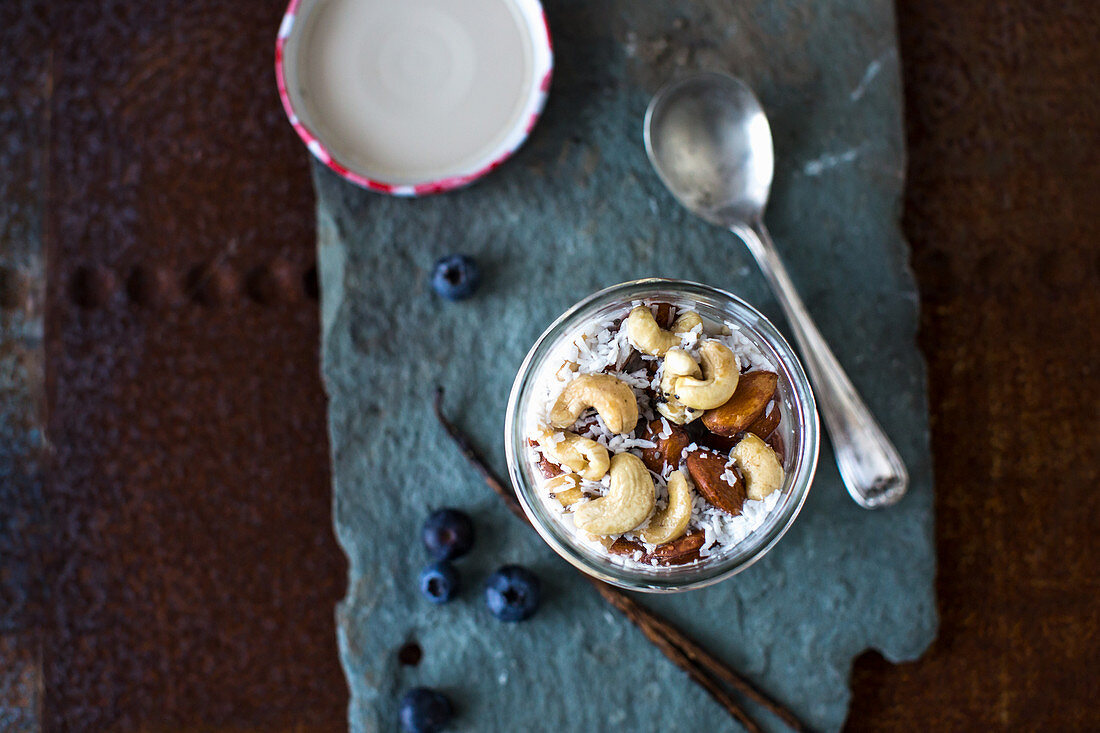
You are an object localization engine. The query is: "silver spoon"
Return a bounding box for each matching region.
[644,71,908,508]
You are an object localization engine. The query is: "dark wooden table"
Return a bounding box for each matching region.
[1,0,1096,729]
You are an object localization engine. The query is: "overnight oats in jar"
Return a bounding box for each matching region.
[505,279,819,592]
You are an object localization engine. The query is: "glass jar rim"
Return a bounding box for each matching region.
[504,278,819,592]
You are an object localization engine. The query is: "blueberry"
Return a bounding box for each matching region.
[422,509,475,560]
[485,565,541,622]
[430,255,480,300]
[399,687,453,733]
[419,562,459,604]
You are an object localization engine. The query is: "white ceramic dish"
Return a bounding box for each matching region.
[276,0,553,195]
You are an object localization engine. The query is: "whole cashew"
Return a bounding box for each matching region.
[670,341,740,410]
[549,373,639,434]
[626,307,706,356]
[627,306,678,355]
[536,428,610,481]
[656,348,704,425]
[641,469,694,544]
[730,433,784,500]
[572,452,656,535]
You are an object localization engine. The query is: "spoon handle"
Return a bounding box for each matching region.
[733,221,908,508]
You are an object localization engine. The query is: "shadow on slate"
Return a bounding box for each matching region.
[315,1,936,731]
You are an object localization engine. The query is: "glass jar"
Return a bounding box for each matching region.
[504,279,819,592]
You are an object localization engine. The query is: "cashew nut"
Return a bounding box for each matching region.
[536,428,610,481]
[626,307,705,356]
[656,401,703,425]
[572,452,656,535]
[730,433,784,500]
[547,474,584,507]
[671,311,703,335]
[670,341,740,410]
[641,470,694,544]
[656,348,704,424]
[626,306,679,355]
[660,348,701,393]
[549,373,639,434]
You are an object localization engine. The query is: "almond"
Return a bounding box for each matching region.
[747,398,781,440]
[528,439,563,478]
[701,371,779,437]
[696,431,738,453]
[537,454,563,479]
[621,350,647,374]
[645,530,704,565]
[767,431,785,465]
[640,419,691,474]
[685,447,747,516]
[607,537,645,556]
[654,302,675,329]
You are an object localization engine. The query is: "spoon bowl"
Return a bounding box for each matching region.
[644,73,774,225]
[644,72,909,509]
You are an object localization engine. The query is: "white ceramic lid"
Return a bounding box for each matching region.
[276,0,553,195]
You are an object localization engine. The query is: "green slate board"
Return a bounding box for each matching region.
[315,1,936,730]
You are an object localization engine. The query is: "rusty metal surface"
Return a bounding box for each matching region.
[848,1,1100,729]
[3,0,346,729]
[0,0,1096,730]
[0,1,48,726]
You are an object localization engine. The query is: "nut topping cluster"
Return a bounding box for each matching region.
[528,302,787,567]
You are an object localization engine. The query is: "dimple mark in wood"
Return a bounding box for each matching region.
[125,265,177,307]
[67,261,322,309]
[183,240,239,306]
[70,265,115,309]
[185,261,238,307]
[245,260,298,305]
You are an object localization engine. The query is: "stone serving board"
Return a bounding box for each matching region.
[314,1,936,730]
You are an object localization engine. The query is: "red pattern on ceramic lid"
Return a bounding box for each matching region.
[274,0,554,197]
